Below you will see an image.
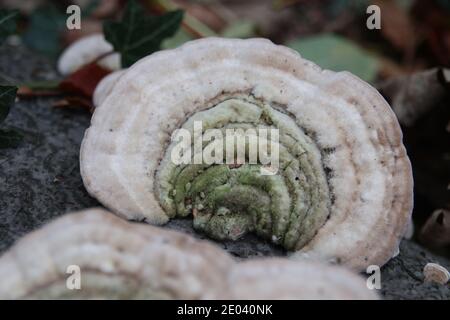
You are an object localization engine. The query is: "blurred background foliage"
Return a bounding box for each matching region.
[2,0,450,79]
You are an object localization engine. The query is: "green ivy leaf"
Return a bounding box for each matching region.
[22,5,66,58]
[0,129,23,149]
[83,0,101,17]
[103,0,184,67]
[287,33,379,82]
[0,9,19,45]
[0,85,17,124]
[0,86,22,149]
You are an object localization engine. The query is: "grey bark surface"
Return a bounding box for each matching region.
[0,43,448,300]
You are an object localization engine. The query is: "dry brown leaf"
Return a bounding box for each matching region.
[377,68,449,126]
[413,1,450,66]
[59,62,111,98]
[374,0,416,55]
[420,209,450,249]
[91,0,121,19]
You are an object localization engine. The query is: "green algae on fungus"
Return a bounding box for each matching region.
[80,38,413,271]
[156,96,330,250]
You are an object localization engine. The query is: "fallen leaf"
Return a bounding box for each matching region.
[374,0,416,54]
[420,209,450,249]
[59,63,111,98]
[377,68,449,126]
[287,33,379,82]
[22,5,67,58]
[63,18,103,46]
[91,0,121,19]
[0,9,18,45]
[413,1,450,66]
[103,0,184,67]
[386,68,450,229]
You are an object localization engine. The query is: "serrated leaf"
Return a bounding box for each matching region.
[103,0,184,67]
[0,129,23,149]
[0,85,17,124]
[287,33,379,82]
[0,9,19,45]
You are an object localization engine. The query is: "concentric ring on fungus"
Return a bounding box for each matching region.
[0,209,378,299]
[80,37,414,271]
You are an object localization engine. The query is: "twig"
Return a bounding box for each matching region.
[151,0,217,38]
[17,87,62,98]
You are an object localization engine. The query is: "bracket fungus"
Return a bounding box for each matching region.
[0,209,377,299]
[423,263,450,285]
[80,37,414,271]
[57,33,121,75]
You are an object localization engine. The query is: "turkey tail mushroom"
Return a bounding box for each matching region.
[80,37,414,271]
[0,209,377,300]
[0,208,233,299]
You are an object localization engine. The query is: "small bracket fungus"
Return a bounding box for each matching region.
[57,33,121,75]
[423,263,450,285]
[0,209,377,300]
[80,37,414,271]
